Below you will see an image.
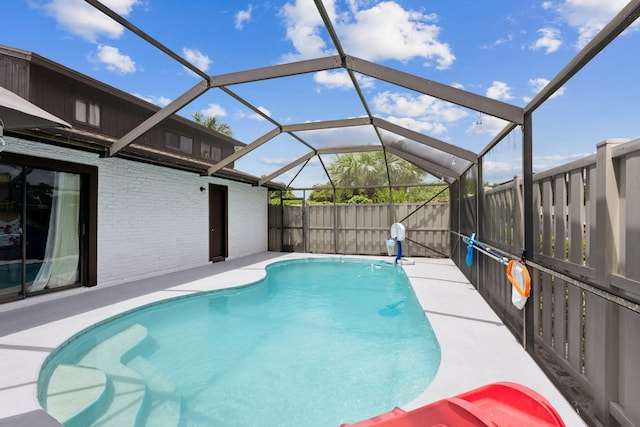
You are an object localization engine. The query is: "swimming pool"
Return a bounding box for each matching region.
[38,257,441,427]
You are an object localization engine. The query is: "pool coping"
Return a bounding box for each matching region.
[0,252,586,426]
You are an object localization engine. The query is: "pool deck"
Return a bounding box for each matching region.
[0,252,586,426]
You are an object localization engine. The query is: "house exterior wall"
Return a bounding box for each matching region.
[4,136,268,287]
[0,47,240,167]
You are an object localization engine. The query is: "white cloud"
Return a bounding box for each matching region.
[483,159,521,176]
[373,91,467,122]
[533,152,594,170]
[530,27,562,53]
[556,0,636,49]
[133,93,172,107]
[338,2,455,69]
[35,0,140,43]
[260,157,297,166]
[182,47,212,74]
[493,32,516,46]
[465,114,509,136]
[250,106,272,121]
[372,91,469,135]
[288,125,377,148]
[94,45,136,74]
[99,0,139,13]
[372,90,469,136]
[485,81,513,101]
[155,96,172,107]
[255,106,271,118]
[201,103,227,117]
[483,152,594,183]
[235,5,253,30]
[384,116,448,135]
[280,0,331,62]
[237,106,272,121]
[313,70,375,90]
[524,77,567,102]
[280,0,455,69]
[314,70,352,89]
[356,74,376,89]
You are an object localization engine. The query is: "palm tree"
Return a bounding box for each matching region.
[386,154,426,185]
[329,152,378,189]
[327,151,426,199]
[192,112,233,136]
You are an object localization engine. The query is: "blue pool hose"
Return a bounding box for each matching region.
[465,233,475,266]
[395,240,402,264]
[464,233,510,266]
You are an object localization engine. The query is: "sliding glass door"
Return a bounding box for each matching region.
[0,164,23,299]
[0,163,86,301]
[26,168,82,293]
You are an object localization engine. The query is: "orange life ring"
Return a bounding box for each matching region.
[506,260,531,298]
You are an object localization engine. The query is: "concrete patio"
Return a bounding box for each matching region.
[0,252,586,426]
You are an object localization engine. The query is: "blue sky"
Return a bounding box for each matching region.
[2,0,639,186]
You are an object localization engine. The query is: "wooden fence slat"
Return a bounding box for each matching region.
[567,170,584,371]
[280,202,450,257]
[553,175,567,357]
[541,179,554,346]
[533,182,542,337]
[542,180,553,255]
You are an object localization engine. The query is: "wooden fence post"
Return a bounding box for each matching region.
[589,139,622,425]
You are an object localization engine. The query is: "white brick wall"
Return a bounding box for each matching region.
[5,136,268,286]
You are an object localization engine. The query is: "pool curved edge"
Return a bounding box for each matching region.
[36,268,271,412]
[36,254,441,426]
[24,255,279,425]
[0,253,439,425]
[36,255,382,400]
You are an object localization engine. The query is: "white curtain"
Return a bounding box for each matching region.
[29,172,81,292]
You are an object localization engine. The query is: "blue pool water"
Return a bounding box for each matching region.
[39,257,441,427]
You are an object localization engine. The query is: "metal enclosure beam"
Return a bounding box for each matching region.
[110,80,210,155]
[316,145,381,155]
[479,123,518,158]
[85,0,210,80]
[522,112,534,354]
[373,117,478,162]
[110,56,344,158]
[210,56,342,87]
[525,0,640,114]
[480,0,640,159]
[258,152,316,186]
[385,145,458,182]
[282,117,371,132]
[314,0,347,58]
[207,127,282,175]
[218,86,280,126]
[346,55,524,125]
[258,145,384,185]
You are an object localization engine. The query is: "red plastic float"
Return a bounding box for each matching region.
[341,382,566,427]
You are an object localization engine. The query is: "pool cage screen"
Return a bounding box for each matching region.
[80,1,640,425]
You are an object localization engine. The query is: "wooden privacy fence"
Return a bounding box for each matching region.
[459,137,640,427]
[269,202,449,257]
